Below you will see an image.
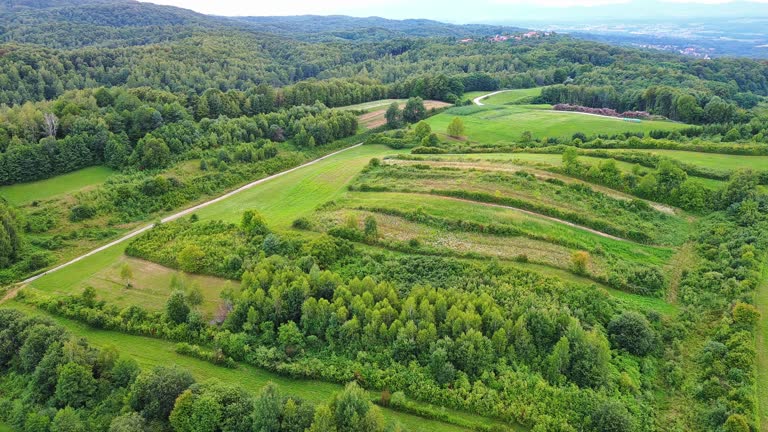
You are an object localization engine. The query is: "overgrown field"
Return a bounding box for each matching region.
[349,162,690,245]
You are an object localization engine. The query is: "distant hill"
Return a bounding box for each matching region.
[0,0,240,48]
[237,15,525,42]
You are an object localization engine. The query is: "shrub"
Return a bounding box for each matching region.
[571,251,590,275]
[591,401,634,432]
[607,312,656,356]
[69,205,96,222]
[177,244,205,273]
[292,217,312,230]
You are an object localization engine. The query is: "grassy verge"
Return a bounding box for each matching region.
[1,301,519,432]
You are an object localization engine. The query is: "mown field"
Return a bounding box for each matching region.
[0,165,115,205]
[426,104,688,143]
[602,148,768,172]
[29,246,237,319]
[479,87,543,105]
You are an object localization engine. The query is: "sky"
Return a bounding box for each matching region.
[140,0,768,23]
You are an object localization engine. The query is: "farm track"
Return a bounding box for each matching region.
[1,143,364,304]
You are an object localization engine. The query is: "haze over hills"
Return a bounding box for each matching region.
[3,0,767,56]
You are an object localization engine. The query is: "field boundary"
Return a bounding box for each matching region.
[1,143,363,299]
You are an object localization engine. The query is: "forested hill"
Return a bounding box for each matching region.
[236,15,526,42]
[0,0,243,48]
[0,0,767,118]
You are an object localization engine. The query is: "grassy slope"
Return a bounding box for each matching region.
[0,166,114,205]
[191,144,407,227]
[756,261,768,431]
[481,88,543,105]
[26,144,403,291]
[341,191,675,266]
[603,148,768,172]
[31,252,236,319]
[428,153,725,189]
[427,104,687,142]
[0,301,491,432]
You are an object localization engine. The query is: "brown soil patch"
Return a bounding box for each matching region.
[358,100,452,129]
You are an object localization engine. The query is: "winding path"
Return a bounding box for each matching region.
[473,90,512,106]
[2,143,363,302]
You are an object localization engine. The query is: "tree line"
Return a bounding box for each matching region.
[0,308,401,432]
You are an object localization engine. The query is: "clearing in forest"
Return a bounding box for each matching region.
[0,165,115,205]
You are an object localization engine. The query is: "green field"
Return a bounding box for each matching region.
[26,144,406,294]
[343,192,673,258]
[192,144,408,227]
[0,423,11,432]
[315,191,676,293]
[30,249,237,319]
[0,301,494,432]
[480,88,543,105]
[428,104,687,143]
[0,165,115,205]
[603,148,768,173]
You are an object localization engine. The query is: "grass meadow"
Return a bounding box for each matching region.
[480,87,543,105]
[427,104,688,142]
[603,148,768,173]
[0,165,114,205]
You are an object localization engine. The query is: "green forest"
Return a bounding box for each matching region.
[0,1,767,432]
